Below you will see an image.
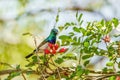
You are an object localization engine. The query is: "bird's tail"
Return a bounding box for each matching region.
[25,53,34,59]
[25,49,37,58]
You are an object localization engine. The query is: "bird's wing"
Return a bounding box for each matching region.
[25,40,47,59]
[34,40,47,53]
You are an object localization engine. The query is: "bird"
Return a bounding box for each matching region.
[25,28,58,59]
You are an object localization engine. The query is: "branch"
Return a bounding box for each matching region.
[0,69,37,75]
[0,67,118,80]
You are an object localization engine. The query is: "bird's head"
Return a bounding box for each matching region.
[51,28,58,35]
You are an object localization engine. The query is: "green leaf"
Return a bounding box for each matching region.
[62,53,77,60]
[106,62,114,67]
[79,20,83,26]
[25,62,35,67]
[64,23,71,27]
[69,32,74,36]
[76,11,78,18]
[32,56,38,63]
[76,65,84,76]
[84,70,89,75]
[84,60,90,66]
[59,35,70,40]
[55,58,64,64]
[101,19,105,26]
[102,67,108,73]
[26,71,33,75]
[78,14,83,22]
[58,26,64,31]
[61,41,70,46]
[18,0,28,6]
[73,27,80,32]
[84,42,89,47]
[78,37,81,44]
[109,76,116,80]
[16,65,20,70]
[56,13,59,23]
[82,55,91,60]
[79,27,86,35]
[48,75,55,80]
[118,62,120,69]
[73,36,77,41]
[112,18,119,27]
[5,72,21,80]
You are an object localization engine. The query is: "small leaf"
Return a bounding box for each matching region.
[84,70,89,75]
[101,19,105,26]
[76,65,84,76]
[73,36,77,41]
[26,71,33,75]
[79,20,83,26]
[109,76,116,80]
[78,14,83,22]
[76,11,78,18]
[79,27,86,35]
[84,42,89,48]
[25,62,35,67]
[82,55,91,60]
[102,67,108,73]
[16,65,20,70]
[61,41,70,46]
[112,18,119,27]
[6,72,21,80]
[59,35,70,40]
[69,32,74,36]
[62,53,77,60]
[106,62,114,66]
[84,60,90,66]
[118,62,120,69]
[55,58,64,64]
[58,26,64,31]
[32,56,38,62]
[73,27,80,32]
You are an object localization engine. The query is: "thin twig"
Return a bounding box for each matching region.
[51,57,61,79]
[39,65,46,80]
[56,68,61,80]
[21,73,27,80]
[96,74,120,80]
[0,62,15,69]
[0,69,37,75]
[79,35,84,64]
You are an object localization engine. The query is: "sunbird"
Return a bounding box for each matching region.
[25,28,58,58]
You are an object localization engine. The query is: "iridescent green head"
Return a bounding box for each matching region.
[51,28,58,35]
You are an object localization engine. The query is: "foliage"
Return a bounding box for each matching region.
[0,13,120,80]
